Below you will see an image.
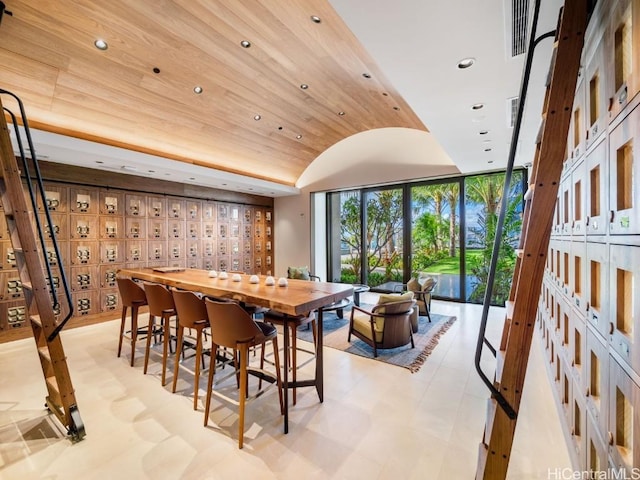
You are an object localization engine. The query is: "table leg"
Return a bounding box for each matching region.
[336,308,343,319]
[354,291,361,307]
[315,307,324,402]
[283,314,289,434]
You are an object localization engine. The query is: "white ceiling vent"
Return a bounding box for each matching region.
[509,0,530,57]
[507,96,519,128]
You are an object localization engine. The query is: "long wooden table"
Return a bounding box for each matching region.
[117,268,353,433]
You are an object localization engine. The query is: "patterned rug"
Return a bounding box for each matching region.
[296,308,457,373]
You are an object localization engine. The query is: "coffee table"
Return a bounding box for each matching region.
[352,284,370,306]
[322,297,352,319]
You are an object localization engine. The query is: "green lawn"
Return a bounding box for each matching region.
[420,249,483,274]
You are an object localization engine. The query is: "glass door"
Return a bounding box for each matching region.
[410,182,462,300]
[363,188,404,290]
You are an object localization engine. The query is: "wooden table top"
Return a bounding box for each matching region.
[117,268,354,316]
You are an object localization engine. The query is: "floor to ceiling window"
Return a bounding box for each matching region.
[327,169,526,305]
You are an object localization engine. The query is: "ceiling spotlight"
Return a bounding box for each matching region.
[300,83,309,90]
[310,15,321,23]
[382,92,388,96]
[362,73,371,79]
[479,130,489,135]
[488,160,494,164]
[457,57,475,69]
[254,114,261,121]
[337,111,345,116]
[153,67,160,74]
[189,177,195,180]
[94,39,108,51]
[393,106,400,111]
[484,148,493,152]
[471,103,484,110]
[296,134,302,139]
[148,170,155,173]
[240,40,251,48]
[193,86,203,94]
[95,160,104,164]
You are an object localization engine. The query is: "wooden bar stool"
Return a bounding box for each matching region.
[171,289,210,410]
[116,278,148,367]
[263,310,316,405]
[204,299,283,449]
[143,282,178,386]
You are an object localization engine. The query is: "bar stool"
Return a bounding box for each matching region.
[263,310,316,405]
[116,278,148,367]
[171,289,210,410]
[143,282,178,386]
[204,299,283,449]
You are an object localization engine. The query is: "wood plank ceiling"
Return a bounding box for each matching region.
[0,0,427,186]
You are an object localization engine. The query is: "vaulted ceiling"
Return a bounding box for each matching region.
[0,1,562,196]
[0,0,427,188]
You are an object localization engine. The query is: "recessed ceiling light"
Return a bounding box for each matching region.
[479,130,489,135]
[94,39,108,51]
[382,92,388,96]
[471,103,484,110]
[484,148,492,152]
[222,183,227,186]
[153,67,160,74]
[300,83,309,90]
[254,114,261,121]
[362,73,371,79]
[310,15,321,23]
[457,57,475,69]
[248,188,253,191]
[296,134,302,139]
[277,126,283,131]
[240,40,251,48]
[148,169,155,173]
[95,160,104,164]
[189,177,195,180]
[337,111,345,116]
[488,160,494,164]
[393,106,400,111]
[193,86,203,94]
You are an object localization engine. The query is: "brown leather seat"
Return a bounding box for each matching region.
[204,299,283,449]
[116,277,148,367]
[171,289,210,410]
[143,282,177,386]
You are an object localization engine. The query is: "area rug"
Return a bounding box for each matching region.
[296,309,457,373]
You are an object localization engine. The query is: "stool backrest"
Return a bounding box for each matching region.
[205,298,262,348]
[143,282,176,316]
[172,290,208,328]
[116,278,147,306]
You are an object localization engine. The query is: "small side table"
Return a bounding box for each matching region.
[352,284,370,307]
[322,297,352,319]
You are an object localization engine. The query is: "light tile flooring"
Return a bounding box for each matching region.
[0,299,570,479]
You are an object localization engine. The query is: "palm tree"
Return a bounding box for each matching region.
[445,183,460,257]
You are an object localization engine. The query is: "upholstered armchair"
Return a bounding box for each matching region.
[406,276,437,322]
[348,292,416,357]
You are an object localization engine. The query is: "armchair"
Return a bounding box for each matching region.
[406,276,437,322]
[347,292,416,357]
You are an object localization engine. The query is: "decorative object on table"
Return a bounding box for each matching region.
[232,273,242,282]
[218,271,228,279]
[264,275,275,286]
[207,270,217,278]
[249,275,259,284]
[277,277,288,287]
[348,292,416,357]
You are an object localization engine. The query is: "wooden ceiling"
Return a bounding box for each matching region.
[0,0,427,186]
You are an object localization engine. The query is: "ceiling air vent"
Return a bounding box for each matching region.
[510,0,529,57]
[507,96,519,128]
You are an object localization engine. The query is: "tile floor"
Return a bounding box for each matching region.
[0,299,570,479]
